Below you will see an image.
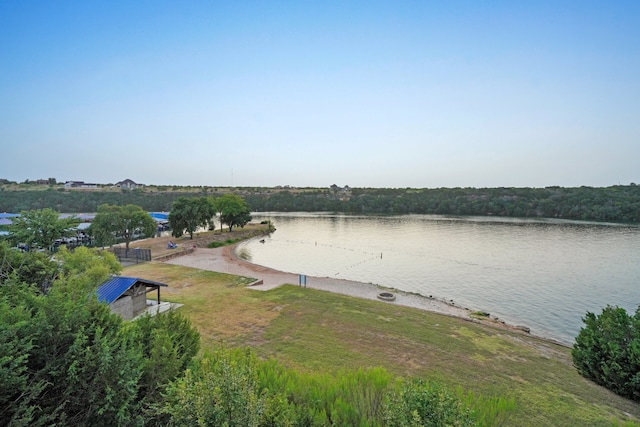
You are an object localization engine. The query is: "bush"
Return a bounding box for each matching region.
[162,348,266,426]
[382,380,477,426]
[572,305,640,402]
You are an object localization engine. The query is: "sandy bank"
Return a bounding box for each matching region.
[164,245,497,323]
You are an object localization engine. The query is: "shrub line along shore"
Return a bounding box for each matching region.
[162,237,569,347]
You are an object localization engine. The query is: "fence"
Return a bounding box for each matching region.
[110,247,152,264]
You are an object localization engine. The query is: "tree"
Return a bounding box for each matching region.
[54,246,122,289]
[90,204,156,250]
[572,305,640,402]
[6,208,80,251]
[168,197,216,239]
[215,194,252,232]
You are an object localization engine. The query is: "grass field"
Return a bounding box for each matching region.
[124,261,640,426]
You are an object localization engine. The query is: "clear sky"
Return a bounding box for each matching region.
[1,1,638,188]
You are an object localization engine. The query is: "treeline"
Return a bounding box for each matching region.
[1,185,639,223]
[247,185,640,223]
[0,188,191,212]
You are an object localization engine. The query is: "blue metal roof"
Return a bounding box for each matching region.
[149,212,169,220]
[97,276,167,304]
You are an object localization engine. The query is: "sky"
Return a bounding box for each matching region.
[1,1,639,189]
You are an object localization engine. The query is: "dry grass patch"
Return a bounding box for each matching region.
[124,262,282,348]
[125,223,269,259]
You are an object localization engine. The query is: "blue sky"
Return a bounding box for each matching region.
[1,1,638,188]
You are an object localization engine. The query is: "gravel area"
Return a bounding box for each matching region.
[164,245,475,320]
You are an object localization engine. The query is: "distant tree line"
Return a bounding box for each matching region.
[246,185,640,223]
[0,188,194,213]
[1,185,639,223]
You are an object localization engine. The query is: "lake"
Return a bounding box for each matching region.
[237,213,640,344]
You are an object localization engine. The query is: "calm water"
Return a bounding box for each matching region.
[237,213,640,344]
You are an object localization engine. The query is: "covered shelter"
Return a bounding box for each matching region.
[97,276,168,320]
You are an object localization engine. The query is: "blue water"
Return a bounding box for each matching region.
[237,213,640,344]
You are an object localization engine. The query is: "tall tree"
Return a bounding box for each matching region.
[215,194,252,232]
[6,208,80,251]
[168,197,216,239]
[90,204,156,250]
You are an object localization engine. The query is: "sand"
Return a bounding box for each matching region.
[164,245,477,320]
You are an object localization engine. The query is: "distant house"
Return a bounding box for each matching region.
[97,276,168,320]
[115,179,144,190]
[64,181,98,189]
[330,184,351,193]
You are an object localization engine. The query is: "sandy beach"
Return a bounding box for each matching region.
[164,245,483,322]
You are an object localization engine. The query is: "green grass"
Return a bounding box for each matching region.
[125,262,640,426]
[207,237,245,248]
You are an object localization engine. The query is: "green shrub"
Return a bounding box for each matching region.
[456,388,516,427]
[162,346,512,426]
[256,359,393,426]
[572,305,640,402]
[382,380,477,427]
[162,348,266,427]
[207,238,240,248]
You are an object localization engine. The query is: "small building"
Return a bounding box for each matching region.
[115,179,144,190]
[64,181,98,189]
[97,276,168,320]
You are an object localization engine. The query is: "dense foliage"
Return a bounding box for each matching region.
[246,185,640,223]
[0,244,200,426]
[163,348,485,426]
[0,187,190,213]
[383,380,476,427]
[1,185,639,223]
[572,305,640,402]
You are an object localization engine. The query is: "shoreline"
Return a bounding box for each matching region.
[163,243,569,347]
